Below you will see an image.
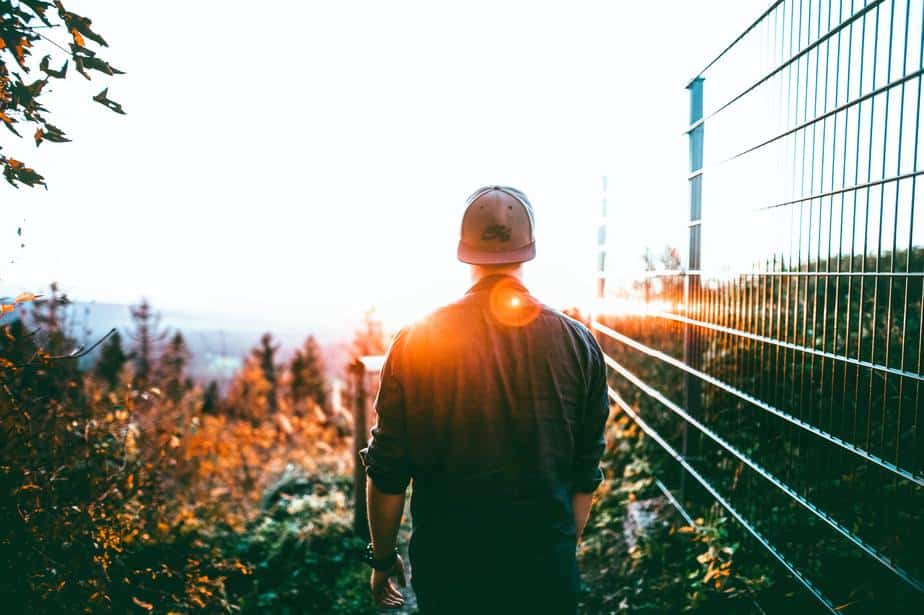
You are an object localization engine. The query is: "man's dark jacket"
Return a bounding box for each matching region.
[360,274,609,614]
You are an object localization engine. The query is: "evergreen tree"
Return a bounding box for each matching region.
[26,282,80,394]
[226,354,271,421]
[290,335,327,410]
[202,380,221,414]
[94,329,128,388]
[128,298,166,388]
[29,282,71,356]
[159,331,191,402]
[253,333,279,413]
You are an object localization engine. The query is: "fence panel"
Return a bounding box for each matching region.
[595,1,923,611]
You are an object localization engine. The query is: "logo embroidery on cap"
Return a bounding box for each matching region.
[482,224,512,242]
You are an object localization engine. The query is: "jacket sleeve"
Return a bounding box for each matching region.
[358,328,412,495]
[572,329,609,493]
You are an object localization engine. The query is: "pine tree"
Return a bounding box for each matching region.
[159,331,191,402]
[128,298,166,388]
[202,380,221,414]
[290,335,327,411]
[29,282,71,356]
[94,329,128,388]
[226,355,271,421]
[26,282,80,392]
[289,352,306,405]
[253,333,279,413]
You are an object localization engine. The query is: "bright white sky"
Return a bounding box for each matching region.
[1,0,768,334]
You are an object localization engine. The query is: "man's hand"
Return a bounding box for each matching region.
[370,553,408,608]
[572,491,594,544]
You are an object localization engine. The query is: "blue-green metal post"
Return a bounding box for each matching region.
[683,77,705,503]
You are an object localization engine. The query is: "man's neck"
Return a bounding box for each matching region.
[470,264,524,285]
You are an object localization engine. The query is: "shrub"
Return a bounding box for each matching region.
[578,408,774,614]
[226,469,374,614]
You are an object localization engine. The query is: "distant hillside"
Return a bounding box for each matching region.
[61,302,355,388]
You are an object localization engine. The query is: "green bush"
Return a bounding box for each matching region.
[226,470,375,615]
[578,409,774,614]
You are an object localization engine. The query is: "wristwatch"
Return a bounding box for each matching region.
[364,543,398,571]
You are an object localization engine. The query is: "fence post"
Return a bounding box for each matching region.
[683,77,704,503]
[350,358,369,539]
[597,175,608,300]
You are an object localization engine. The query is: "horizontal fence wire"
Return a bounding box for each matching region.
[687,0,886,132]
[593,320,922,485]
[693,0,787,80]
[653,306,923,383]
[599,0,924,611]
[723,66,924,166]
[654,479,698,529]
[608,387,840,614]
[595,324,923,591]
[599,269,924,277]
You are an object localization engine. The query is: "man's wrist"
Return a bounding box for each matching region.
[365,542,398,570]
[371,539,397,560]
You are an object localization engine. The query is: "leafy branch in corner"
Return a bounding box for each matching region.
[0,0,125,188]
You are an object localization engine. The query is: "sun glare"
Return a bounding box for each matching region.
[605,298,676,317]
[488,280,540,328]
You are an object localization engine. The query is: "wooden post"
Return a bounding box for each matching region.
[596,175,608,300]
[350,358,369,539]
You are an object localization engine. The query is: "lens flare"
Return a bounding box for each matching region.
[607,298,675,316]
[488,279,540,327]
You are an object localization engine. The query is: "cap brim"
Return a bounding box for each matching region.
[457,241,536,265]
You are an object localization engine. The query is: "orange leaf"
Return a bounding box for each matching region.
[71,28,85,47]
[34,128,43,146]
[131,597,153,611]
[0,304,15,315]
[14,292,42,303]
[14,40,28,66]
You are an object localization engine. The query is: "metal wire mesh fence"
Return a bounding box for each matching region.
[594,0,923,611]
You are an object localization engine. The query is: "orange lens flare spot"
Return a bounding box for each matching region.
[488,280,540,328]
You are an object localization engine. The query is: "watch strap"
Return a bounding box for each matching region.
[365,543,398,571]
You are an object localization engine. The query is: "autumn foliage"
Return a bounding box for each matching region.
[0,291,371,614]
[0,0,125,188]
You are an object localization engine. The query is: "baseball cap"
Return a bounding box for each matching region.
[457,185,536,265]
